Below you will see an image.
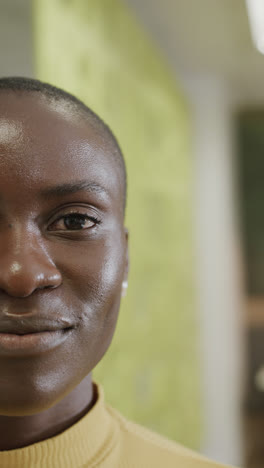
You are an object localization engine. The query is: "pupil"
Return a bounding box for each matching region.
[65,215,86,230]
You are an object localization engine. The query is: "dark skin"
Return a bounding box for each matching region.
[0,92,129,450]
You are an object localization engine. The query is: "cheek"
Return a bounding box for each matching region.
[55,236,124,343]
[48,234,126,371]
[60,237,124,303]
[76,241,124,366]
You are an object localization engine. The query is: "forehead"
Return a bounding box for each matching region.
[0,92,121,204]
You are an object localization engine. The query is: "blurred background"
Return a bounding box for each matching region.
[2,0,264,466]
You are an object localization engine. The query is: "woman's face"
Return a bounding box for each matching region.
[0,93,128,416]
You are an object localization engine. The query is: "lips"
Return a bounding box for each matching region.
[0,317,74,335]
[0,329,73,356]
[0,316,74,356]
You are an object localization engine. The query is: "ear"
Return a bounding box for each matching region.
[123,227,129,282]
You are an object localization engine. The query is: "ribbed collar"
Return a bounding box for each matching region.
[0,381,119,468]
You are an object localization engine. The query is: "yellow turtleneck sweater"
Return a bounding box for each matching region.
[0,381,236,468]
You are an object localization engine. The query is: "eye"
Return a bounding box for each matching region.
[48,212,100,231]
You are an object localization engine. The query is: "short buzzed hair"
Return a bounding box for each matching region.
[0,76,127,213]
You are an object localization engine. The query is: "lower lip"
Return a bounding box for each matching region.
[0,329,72,356]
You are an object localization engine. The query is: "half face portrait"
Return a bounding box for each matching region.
[0,79,129,417]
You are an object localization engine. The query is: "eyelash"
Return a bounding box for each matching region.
[48,211,101,231]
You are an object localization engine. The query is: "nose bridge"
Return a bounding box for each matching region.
[0,222,62,297]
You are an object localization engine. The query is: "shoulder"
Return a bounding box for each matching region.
[106,404,236,468]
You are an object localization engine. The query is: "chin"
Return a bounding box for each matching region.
[0,373,76,416]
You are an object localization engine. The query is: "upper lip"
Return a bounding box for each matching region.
[0,318,74,335]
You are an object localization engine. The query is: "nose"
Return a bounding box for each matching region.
[0,227,62,297]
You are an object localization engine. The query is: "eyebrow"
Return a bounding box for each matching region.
[39,181,108,199]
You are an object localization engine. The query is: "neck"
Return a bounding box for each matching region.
[0,373,95,451]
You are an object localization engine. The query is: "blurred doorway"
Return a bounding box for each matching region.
[237,111,264,468]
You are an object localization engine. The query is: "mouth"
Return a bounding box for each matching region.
[0,320,74,356]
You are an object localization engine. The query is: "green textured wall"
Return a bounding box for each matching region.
[34,0,201,448]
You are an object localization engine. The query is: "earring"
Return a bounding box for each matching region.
[122,280,128,297]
